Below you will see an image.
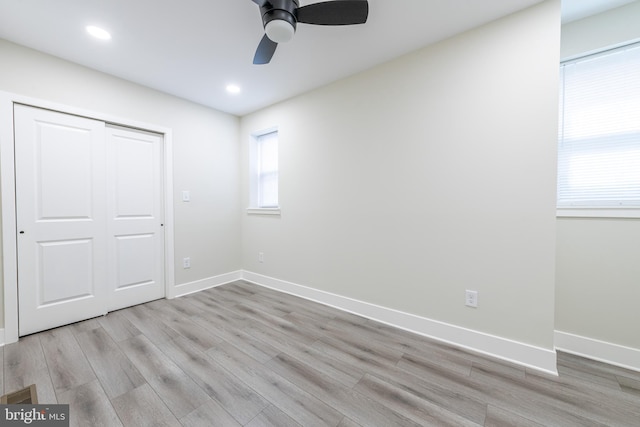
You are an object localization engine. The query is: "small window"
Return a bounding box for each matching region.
[557,42,640,214]
[250,129,279,211]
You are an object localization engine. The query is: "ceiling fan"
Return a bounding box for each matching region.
[250,0,369,64]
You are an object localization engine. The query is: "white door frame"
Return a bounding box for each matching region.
[0,91,176,344]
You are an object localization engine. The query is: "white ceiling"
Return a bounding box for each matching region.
[0,0,634,116]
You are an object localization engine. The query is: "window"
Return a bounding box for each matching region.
[249,129,279,212]
[558,42,640,215]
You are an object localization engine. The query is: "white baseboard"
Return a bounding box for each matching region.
[555,330,640,372]
[242,271,558,375]
[173,270,243,298]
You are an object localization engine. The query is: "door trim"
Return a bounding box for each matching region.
[0,91,175,344]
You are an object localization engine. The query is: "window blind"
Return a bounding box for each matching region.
[558,42,640,207]
[257,130,278,208]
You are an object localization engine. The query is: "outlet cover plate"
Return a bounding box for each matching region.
[465,290,478,308]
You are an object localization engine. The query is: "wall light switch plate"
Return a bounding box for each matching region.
[182,190,190,202]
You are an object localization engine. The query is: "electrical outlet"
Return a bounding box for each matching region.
[183,257,191,269]
[465,290,478,308]
[258,252,264,263]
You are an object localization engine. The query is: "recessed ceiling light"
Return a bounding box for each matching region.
[226,84,241,95]
[86,25,111,40]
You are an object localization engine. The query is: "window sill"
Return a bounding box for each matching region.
[557,208,640,219]
[247,207,281,216]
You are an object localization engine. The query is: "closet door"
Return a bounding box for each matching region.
[15,105,108,335]
[15,106,166,336]
[107,125,164,311]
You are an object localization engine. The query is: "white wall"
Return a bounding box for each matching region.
[0,39,241,329]
[241,0,560,361]
[561,1,640,59]
[556,2,640,352]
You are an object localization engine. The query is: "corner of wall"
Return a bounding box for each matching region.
[555,331,640,372]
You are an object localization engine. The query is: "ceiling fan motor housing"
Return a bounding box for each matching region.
[252,0,368,64]
[260,0,299,32]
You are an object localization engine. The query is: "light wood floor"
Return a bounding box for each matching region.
[3,281,639,426]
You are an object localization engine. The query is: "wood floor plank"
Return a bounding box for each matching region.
[470,358,526,380]
[372,357,488,424]
[75,327,146,399]
[321,321,406,365]
[277,340,365,388]
[266,351,424,427]
[353,373,481,426]
[68,317,102,336]
[147,378,208,422]
[3,334,57,403]
[111,384,181,427]
[527,366,640,405]
[198,286,250,307]
[233,281,341,322]
[235,302,320,345]
[557,360,623,392]
[179,400,242,427]
[57,379,123,427]
[155,336,270,424]
[144,299,223,352]
[207,344,345,427]
[281,311,332,337]
[398,349,610,427]
[245,322,313,356]
[118,335,210,419]
[311,334,399,375]
[524,367,640,419]
[97,310,142,342]
[470,360,628,426]
[190,312,281,364]
[559,351,640,381]
[366,318,528,377]
[245,405,302,427]
[395,345,473,377]
[223,289,293,318]
[119,304,180,344]
[337,417,363,427]
[154,296,209,318]
[182,290,250,324]
[484,404,545,427]
[39,326,97,395]
[4,334,48,378]
[231,281,371,327]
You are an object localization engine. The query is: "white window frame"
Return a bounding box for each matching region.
[248,127,280,215]
[557,41,640,219]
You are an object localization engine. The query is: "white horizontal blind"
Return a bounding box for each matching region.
[257,130,278,208]
[558,42,640,207]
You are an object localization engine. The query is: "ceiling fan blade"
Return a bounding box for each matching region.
[253,34,278,64]
[296,0,368,25]
[251,0,269,6]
